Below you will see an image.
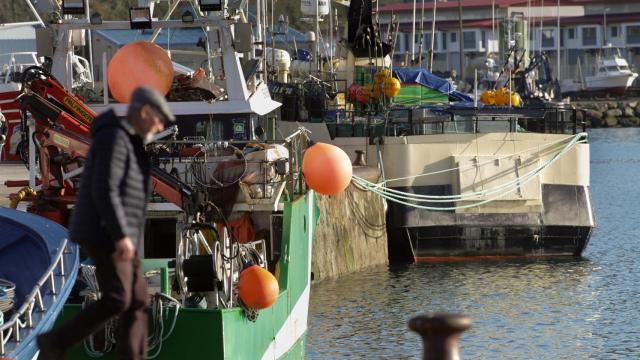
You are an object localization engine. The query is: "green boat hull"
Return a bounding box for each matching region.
[53,192,317,359]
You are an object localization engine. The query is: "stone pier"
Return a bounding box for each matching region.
[575,99,640,128]
[312,181,388,282]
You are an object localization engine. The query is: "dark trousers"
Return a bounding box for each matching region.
[45,245,149,359]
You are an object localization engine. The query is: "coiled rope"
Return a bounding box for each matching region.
[0,279,16,315]
[353,132,588,211]
[147,293,181,359]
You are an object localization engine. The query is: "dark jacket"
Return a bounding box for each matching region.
[69,109,150,249]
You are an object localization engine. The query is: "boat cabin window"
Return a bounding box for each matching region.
[619,65,630,71]
[599,68,606,73]
[606,66,619,72]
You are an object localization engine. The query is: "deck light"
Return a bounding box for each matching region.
[199,0,223,12]
[129,7,152,30]
[62,0,86,15]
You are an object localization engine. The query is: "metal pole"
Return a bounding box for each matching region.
[316,0,321,74]
[419,0,425,68]
[458,0,464,83]
[604,9,608,45]
[492,0,495,53]
[540,0,544,55]
[412,0,417,64]
[429,0,437,72]
[557,0,560,83]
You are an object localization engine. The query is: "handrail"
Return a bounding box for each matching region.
[0,239,69,356]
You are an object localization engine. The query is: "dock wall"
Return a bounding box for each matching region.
[312,183,388,282]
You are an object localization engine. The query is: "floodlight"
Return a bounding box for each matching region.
[62,0,86,15]
[199,0,223,12]
[129,7,152,30]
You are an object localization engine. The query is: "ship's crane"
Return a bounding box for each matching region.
[15,67,196,221]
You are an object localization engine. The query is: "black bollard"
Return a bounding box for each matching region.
[352,150,367,166]
[408,313,472,360]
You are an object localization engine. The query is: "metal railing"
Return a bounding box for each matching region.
[323,104,581,141]
[0,239,69,356]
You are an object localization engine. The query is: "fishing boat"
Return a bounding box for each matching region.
[584,45,638,94]
[0,207,79,360]
[562,45,638,96]
[271,1,594,262]
[1,0,329,358]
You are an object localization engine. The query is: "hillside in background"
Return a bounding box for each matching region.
[0,1,34,23]
[0,0,310,29]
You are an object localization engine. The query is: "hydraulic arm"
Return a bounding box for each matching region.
[16,67,195,215]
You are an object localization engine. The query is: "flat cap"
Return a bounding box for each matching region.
[129,86,175,123]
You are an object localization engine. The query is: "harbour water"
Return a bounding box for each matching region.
[307,128,640,359]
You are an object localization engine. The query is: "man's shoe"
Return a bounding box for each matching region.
[36,333,64,360]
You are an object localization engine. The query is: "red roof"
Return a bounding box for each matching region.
[395,12,640,32]
[378,0,631,14]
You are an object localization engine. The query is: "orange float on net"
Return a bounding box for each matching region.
[238,265,279,309]
[107,41,174,103]
[302,142,353,195]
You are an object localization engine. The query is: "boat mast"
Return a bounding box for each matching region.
[429,0,436,72]
[411,0,416,64]
[458,0,464,83]
[556,0,560,86]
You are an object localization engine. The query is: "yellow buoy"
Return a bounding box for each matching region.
[480,90,496,105]
[374,68,391,84]
[510,92,522,107]
[383,77,401,97]
[494,88,509,106]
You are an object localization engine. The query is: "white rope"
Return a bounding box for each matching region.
[355,133,586,202]
[353,132,587,211]
[147,293,181,359]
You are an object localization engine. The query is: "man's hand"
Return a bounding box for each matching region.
[113,237,135,261]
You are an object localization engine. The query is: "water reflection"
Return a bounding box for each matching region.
[308,129,640,359]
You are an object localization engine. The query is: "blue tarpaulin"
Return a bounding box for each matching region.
[392,68,473,103]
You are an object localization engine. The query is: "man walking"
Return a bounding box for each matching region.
[37,86,175,360]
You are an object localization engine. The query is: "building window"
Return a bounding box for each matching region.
[442,32,447,50]
[582,27,597,46]
[451,32,457,43]
[628,25,640,44]
[481,31,486,49]
[568,28,575,39]
[561,28,565,47]
[463,31,476,50]
[424,33,437,50]
[542,29,555,48]
[611,26,619,38]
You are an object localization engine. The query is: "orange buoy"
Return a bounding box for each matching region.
[107,41,174,103]
[480,90,496,105]
[238,265,279,309]
[302,142,353,195]
[383,77,401,97]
